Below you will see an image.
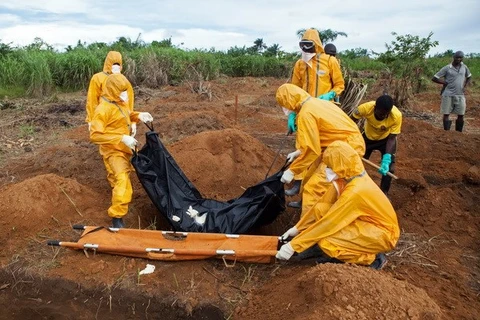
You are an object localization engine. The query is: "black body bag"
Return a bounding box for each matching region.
[131,130,286,234]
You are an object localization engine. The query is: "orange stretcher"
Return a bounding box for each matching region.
[48,225,280,264]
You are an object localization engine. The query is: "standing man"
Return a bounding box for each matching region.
[352,95,402,195]
[277,84,365,214]
[90,74,153,228]
[86,51,136,135]
[432,51,472,132]
[285,28,345,205]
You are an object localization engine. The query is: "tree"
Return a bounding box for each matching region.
[263,44,282,58]
[249,38,268,54]
[0,40,14,56]
[151,37,173,48]
[377,32,439,106]
[340,48,370,59]
[24,37,54,51]
[296,28,347,43]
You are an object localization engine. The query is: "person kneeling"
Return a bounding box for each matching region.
[276,140,400,270]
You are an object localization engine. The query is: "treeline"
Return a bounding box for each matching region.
[0,33,478,105]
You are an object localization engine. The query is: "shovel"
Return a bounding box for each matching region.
[361,158,399,179]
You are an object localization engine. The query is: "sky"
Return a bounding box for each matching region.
[0,0,479,55]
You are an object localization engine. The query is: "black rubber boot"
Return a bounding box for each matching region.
[455,120,464,132]
[112,217,125,228]
[443,119,452,130]
[285,180,301,196]
[369,253,387,270]
[287,201,302,209]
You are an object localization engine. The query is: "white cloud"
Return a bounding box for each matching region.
[0,0,479,54]
[0,0,90,14]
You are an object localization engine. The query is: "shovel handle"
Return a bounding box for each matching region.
[361,158,398,180]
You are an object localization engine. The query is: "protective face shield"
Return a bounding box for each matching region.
[119,91,128,102]
[325,167,338,182]
[282,107,293,116]
[111,64,121,74]
[299,40,315,53]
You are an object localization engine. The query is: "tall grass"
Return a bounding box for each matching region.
[0,45,478,98]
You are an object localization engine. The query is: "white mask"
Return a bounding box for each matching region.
[111,64,121,74]
[282,107,292,116]
[325,167,338,182]
[301,52,316,63]
[119,91,128,102]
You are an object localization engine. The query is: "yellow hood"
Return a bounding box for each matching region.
[276,83,310,113]
[323,141,365,179]
[302,28,324,54]
[103,51,123,74]
[102,74,129,103]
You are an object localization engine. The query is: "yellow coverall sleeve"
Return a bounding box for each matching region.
[290,60,305,90]
[127,83,135,113]
[85,75,102,123]
[290,191,364,253]
[328,57,345,96]
[295,185,337,231]
[288,112,322,175]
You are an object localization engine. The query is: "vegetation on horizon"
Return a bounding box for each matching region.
[0,31,478,107]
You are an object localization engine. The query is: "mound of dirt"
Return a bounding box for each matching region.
[240,263,442,320]
[158,111,229,143]
[0,173,106,255]
[169,128,283,200]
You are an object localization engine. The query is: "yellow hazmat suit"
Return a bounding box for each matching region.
[291,28,345,98]
[90,74,141,218]
[85,51,134,123]
[276,84,365,212]
[290,141,400,265]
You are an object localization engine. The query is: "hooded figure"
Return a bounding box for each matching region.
[277,141,400,268]
[291,28,344,99]
[90,74,153,228]
[85,51,135,130]
[277,84,365,213]
[285,29,346,202]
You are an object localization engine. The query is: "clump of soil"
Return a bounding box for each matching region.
[169,128,283,200]
[241,263,442,320]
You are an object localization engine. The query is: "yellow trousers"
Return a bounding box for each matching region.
[102,153,133,218]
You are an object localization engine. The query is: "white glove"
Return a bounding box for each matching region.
[276,242,295,260]
[130,123,137,137]
[286,150,301,163]
[280,226,299,242]
[138,112,153,123]
[88,122,91,131]
[121,134,138,149]
[280,169,294,184]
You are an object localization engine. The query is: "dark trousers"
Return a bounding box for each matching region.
[363,134,396,194]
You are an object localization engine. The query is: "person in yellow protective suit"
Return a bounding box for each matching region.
[85,51,135,134]
[285,28,345,204]
[277,83,365,214]
[90,74,153,228]
[351,94,402,194]
[276,141,400,269]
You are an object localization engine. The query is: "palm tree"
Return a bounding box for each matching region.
[251,38,268,53]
